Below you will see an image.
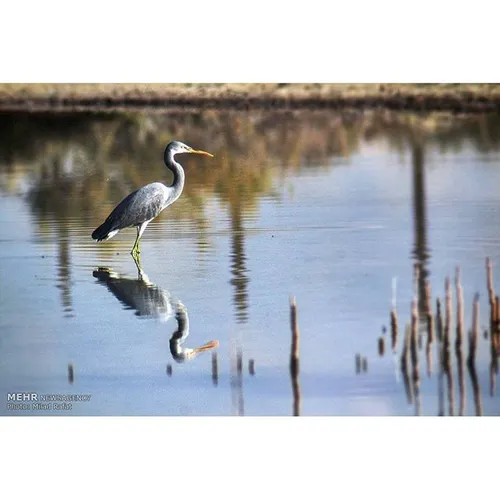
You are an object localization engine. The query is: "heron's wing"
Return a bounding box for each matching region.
[104,183,169,230]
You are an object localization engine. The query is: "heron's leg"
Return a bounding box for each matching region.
[131,221,150,259]
[131,226,141,258]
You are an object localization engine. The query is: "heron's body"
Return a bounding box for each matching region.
[92,182,172,242]
[91,141,212,259]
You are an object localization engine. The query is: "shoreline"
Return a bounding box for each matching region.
[1,84,500,113]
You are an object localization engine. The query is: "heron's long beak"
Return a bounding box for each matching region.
[192,340,219,353]
[190,149,214,158]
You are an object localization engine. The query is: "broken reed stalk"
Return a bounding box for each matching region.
[486,257,494,306]
[495,296,500,362]
[290,297,301,416]
[444,277,452,347]
[390,308,398,352]
[486,258,498,358]
[468,293,480,366]
[443,278,454,416]
[490,298,499,396]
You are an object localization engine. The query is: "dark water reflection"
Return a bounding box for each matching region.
[92,266,218,363]
[1,109,500,415]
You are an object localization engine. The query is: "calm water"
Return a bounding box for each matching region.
[1,110,500,416]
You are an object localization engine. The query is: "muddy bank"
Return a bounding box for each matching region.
[1,83,500,113]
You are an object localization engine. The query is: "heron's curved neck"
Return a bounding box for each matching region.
[164,149,185,196]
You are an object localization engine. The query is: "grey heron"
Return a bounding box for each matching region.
[91,141,213,261]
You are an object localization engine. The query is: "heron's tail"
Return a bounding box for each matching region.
[92,220,116,241]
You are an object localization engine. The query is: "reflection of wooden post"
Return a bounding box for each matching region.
[401,327,413,405]
[67,363,74,384]
[390,308,398,352]
[230,343,244,416]
[410,301,421,415]
[378,337,385,357]
[211,352,218,386]
[290,297,301,416]
[355,353,362,374]
[455,267,464,349]
[468,294,479,366]
[424,280,433,377]
[411,138,430,317]
[467,294,482,416]
[455,267,466,415]
[436,298,444,416]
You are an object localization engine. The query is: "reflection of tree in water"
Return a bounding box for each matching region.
[3,110,500,322]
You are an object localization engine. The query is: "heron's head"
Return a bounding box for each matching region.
[167,141,214,158]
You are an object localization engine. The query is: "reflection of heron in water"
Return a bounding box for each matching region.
[91,141,213,264]
[92,266,218,362]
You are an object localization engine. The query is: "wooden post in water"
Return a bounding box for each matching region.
[490,296,500,396]
[495,296,500,364]
[443,278,454,416]
[486,258,497,356]
[290,297,301,416]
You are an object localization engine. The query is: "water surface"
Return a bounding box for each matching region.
[1,110,500,415]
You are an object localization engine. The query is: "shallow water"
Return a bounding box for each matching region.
[1,110,500,416]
